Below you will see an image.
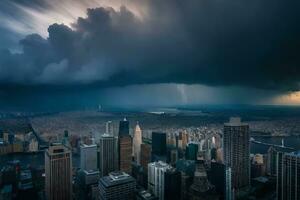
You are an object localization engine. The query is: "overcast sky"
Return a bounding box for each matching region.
[0,0,300,111]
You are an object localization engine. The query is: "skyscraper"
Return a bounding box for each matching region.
[186,143,199,160]
[223,117,250,195]
[98,134,118,177]
[45,144,72,200]
[119,135,133,174]
[80,144,97,171]
[164,168,181,200]
[98,171,136,200]
[133,122,142,164]
[119,118,129,137]
[148,161,172,200]
[118,118,132,173]
[189,160,219,200]
[277,151,300,200]
[105,121,114,135]
[141,143,152,170]
[152,132,166,161]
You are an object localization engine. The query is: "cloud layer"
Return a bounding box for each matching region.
[0,0,300,92]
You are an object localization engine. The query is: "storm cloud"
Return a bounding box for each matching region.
[0,0,300,110]
[0,0,299,89]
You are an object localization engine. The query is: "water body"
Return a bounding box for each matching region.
[251,136,300,154]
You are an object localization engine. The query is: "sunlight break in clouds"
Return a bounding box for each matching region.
[1,0,145,37]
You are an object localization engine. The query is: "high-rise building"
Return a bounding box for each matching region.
[267,146,277,176]
[119,135,132,174]
[168,148,178,166]
[223,117,250,194]
[210,161,226,199]
[225,167,233,200]
[98,171,136,200]
[45,144,72,200]
[277,151,300,200]
[61,130,71,148]
[80,144,98,171]
[164,168,181,200]
[119,118,129,137]
[152,132,166,161]
[105,121,114,135]
[186,143,199,160]
[189,160,219,200]
[148,161,172,200]
[133,122,142,164]
[98,134,118,177]
[141,143,152,170]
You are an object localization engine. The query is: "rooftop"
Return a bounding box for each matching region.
[137,190,157,200]
[148,161,170,169]
[99,171,135,188]
[224,117,248,126]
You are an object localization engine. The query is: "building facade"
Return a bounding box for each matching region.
[133,123,142,164]
[148,161,171,200]
[98,134,118,177]
[45,144,72,200]
[98,171,136,200]
[277,151,300,200]
[119,135,132,174]
[80,144,98,171]
[223,117,250,195]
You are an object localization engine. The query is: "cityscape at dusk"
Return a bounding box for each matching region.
[1,0,300,200]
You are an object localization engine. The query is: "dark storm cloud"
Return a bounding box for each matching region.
[0,0,300,90]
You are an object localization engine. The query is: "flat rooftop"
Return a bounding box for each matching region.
[99,171,135,188]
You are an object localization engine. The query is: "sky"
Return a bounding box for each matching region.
[0,0,300,111]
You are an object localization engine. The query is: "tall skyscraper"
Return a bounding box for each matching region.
[152,132,166,161]
[119,135,132,174]
[225,167,233,200]
[277,151,300,200]
[186,143,199,160]
[45,144,72,200]
[133,122,142,164]
[164,168,181,200]
[141,143,152,170]
[80,144,98,171]
[119,118,129,136]
[98,171,136,200]
[148,161,172,200]
[223,117,250,195]
[105,121,114,135]
[189,160,219,200]
[98,134,118,177]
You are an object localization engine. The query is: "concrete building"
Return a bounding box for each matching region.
[133,122,142,164]
[141,143,152,170]
[277,151,300,200]
[80,144,98,171]
[45,144,72,200]
[148,161,172,200]
[223,117,250,195]
[98,171,136,200]
[98,134,118,177]
[152,132,166,161]
[119,135,132,174]
[119,118,129,137]
[165,168,181,200]
[105,121,114,135]
[189,160,219,200]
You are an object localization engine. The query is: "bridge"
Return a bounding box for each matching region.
[250,137,295,150]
